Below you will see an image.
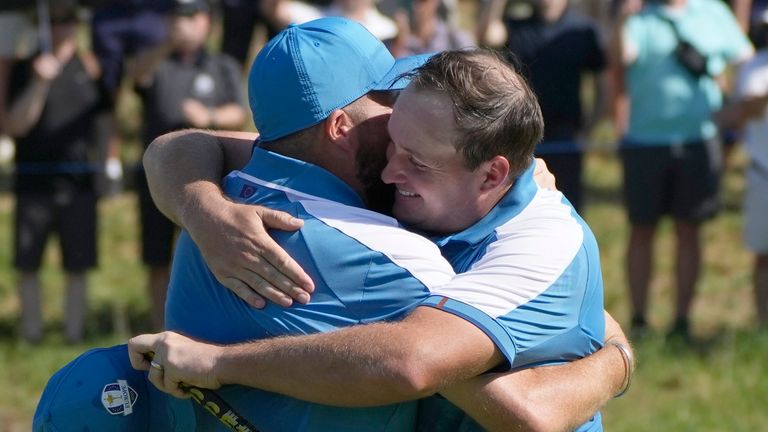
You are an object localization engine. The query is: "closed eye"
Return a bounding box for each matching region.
[409,156,429,170]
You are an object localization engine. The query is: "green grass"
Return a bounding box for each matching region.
[0,147,765,431]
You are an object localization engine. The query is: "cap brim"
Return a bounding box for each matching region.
[33,344,196,432]
[373,53,435,91]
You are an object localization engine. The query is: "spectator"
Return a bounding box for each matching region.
[478,0,608,212]
[132,0,247,330]
[5,3,110,344]
[324,0,399,41]
[219,0,281,70]
[388,0,474,58]
[266,0,399,40]
[87,0,173,195]
[614,0,753,338]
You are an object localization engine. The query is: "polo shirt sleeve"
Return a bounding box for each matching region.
[709,0,753,65]
[420,207,587,369]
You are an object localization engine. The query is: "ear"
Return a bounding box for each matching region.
[479,155,511,191]
[324,109,355,148]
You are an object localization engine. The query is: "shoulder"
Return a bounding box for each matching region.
[494,188,584,250]
[304,201,448,258]
[301,201,457,288]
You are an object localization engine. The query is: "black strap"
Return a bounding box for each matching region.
[657,12,685,42]
[657,12,710,78]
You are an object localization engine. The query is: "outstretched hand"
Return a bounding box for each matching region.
[185,198,315,308]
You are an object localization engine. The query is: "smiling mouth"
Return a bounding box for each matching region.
[396,188,419,197]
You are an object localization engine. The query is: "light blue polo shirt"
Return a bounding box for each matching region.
[420,162,606,432]
[165,147,456,432]
[622,0,751,145]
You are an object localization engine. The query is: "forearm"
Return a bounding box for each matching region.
[214,310,500,406]
[441,346,626,432]
[143,129,229,225]
[210,104,247,129]
[214,323,432,405]
[6,79,50,137]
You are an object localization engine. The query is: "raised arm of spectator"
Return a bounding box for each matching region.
[143,129,315,308]
[6,54,59,137]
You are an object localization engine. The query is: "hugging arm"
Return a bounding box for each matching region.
[143,129,314,307]
[145,129,557,307]
[441,311,632,432]
[130,308,631,432]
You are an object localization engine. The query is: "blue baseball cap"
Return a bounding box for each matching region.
[249,16,432,142]
[33,344,195,432]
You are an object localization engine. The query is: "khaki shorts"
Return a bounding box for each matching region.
[744,163,768,253]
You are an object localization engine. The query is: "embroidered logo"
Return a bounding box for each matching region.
[101,379,138,416]
[239,184,257,199]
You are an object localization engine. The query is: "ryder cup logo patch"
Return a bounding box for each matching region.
[239,184,256,199]
[101,379,138,416]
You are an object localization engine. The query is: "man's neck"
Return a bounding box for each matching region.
[260,139,366,200]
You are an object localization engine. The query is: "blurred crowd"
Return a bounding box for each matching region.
[1,0,767,345]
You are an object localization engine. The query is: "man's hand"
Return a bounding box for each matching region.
[32,54,61,82]
[183,196,315,308]
[129,331,224,399]
[533,158,557,190]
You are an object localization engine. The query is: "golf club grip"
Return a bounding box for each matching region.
[179,383,260,432]
[142,352,258,431]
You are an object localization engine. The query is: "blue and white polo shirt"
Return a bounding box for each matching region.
[421,162,605,432]
[165,147,456,432]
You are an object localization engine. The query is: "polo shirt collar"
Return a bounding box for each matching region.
[241,146,365,208]
[433,158,538,247]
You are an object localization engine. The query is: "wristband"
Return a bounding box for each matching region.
[607,340,633,398]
